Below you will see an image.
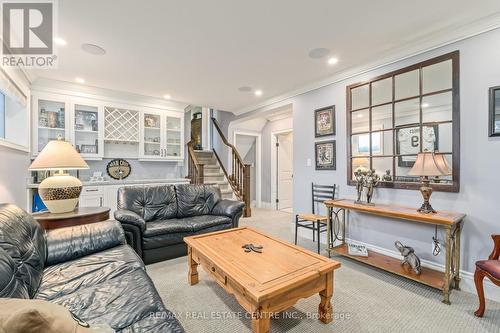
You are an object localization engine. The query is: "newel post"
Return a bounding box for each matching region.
[243,164,251,217]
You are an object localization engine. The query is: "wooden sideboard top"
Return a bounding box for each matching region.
[324,199,465,226]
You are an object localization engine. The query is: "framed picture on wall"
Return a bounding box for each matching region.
[396,125,439,167]
[315,105,335,137]
[315,140,336,170]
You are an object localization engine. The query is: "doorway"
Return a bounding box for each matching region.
[234,131,261,207]
[272,130,293,212]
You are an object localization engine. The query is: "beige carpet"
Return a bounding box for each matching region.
[147,209,500,333]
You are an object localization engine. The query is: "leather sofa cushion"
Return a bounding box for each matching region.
[0,204,46,298]
[476,260,500,279]
[36,245,144,301]
[0,247,30,298]
[118,185,178,222]
[119,310,184,333]
[143,215,232,250]
[175,184,221,218]
[49,268,183,332]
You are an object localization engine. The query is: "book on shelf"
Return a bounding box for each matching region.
[347,243,368,257]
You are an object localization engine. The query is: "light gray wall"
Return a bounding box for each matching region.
[0,145,30,208]
[261,117,293,203]
[82,159,183,181]
[212,110,236,168]
[243,28,500,275]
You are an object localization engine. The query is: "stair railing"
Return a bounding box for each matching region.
[187,141,204,184]
[211,117,251,217]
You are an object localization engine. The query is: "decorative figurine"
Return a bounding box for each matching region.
[395,241,421,275]
[354,168,367,203]
[364,169,380,205]
[242,244,263,253]
[382,169,392,182]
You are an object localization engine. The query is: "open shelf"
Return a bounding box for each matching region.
[39,126,64,131]
[331,244,445,290]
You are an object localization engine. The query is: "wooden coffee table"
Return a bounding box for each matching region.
[184,227,341,333]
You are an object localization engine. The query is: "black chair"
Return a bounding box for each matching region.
[295,183,336,254]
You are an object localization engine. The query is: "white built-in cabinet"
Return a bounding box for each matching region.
[140,110,183,160]
[31,92,184,161]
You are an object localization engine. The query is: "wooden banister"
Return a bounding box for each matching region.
[211,117,251,217]
[187,141,204,185]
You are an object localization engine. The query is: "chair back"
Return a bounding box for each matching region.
[311,183,336,215]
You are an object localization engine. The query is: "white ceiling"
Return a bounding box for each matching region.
[29,0,500,113]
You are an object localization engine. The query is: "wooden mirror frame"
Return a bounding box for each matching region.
[346,51,460,193]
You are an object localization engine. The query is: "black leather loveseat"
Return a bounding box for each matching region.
[0,204,184,333]
[115,184,245,264]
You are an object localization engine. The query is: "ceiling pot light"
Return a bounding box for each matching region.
[75,77,85,84]
[54,37,67,46]
[422,103,430,108]
[238,86,253,93]
[81,43,106,55]
[328,57,339,65]
[163,94,171,100]
[254,90,263,97]
[308,48,330,59]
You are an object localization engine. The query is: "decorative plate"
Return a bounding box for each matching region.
[106,159,131,180]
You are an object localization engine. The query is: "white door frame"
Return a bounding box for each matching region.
[233,130,262,208]
[271,128,293,210]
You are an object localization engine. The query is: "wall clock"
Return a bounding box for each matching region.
[106,159,131,180]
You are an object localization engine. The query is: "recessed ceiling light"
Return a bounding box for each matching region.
[81,43,106,55]
[75,77,85,84]
[357,113,363,118]
[255,90,263,96]
[54,37,67,46]
[238,86,252,93]
[308,48,330,59]
[163,94,171,100]
[422,103,430,108]
[328,57,339,65]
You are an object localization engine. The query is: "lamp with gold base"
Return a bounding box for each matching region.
[408,152,448,214]
[29,138,89,213]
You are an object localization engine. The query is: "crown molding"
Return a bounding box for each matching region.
[234,13,500,115]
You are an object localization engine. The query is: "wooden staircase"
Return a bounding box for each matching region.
[186,117,252,217]
[193,151,236,200]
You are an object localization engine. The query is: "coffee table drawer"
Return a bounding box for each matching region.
[199,254,227,286]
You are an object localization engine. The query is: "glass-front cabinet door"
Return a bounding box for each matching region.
[141,111,163,158]
[33,94,70,156]
[165,116,181,158]
[71,101,104,159]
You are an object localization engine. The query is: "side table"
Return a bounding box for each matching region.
[32,207,110,230]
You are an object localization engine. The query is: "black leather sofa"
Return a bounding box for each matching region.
[0,204,184,333]
[115,184,245,264]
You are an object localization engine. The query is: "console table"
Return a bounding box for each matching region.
[324,199,465,304]
[32,207,110,230]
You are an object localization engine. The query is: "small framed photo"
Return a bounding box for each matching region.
[315,105,335,137]
[315,140,336,170]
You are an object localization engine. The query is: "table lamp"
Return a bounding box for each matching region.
[29,137,89,213]
[408,152,446,214]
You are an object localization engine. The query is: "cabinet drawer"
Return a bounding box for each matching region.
[81,186,103,195]
[198,255,227,286]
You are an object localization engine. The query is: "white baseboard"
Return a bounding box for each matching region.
[297,229,500,303]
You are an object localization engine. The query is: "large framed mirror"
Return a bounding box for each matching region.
[346,51,460,192]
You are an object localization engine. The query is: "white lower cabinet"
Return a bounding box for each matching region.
[79,186,104,207]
